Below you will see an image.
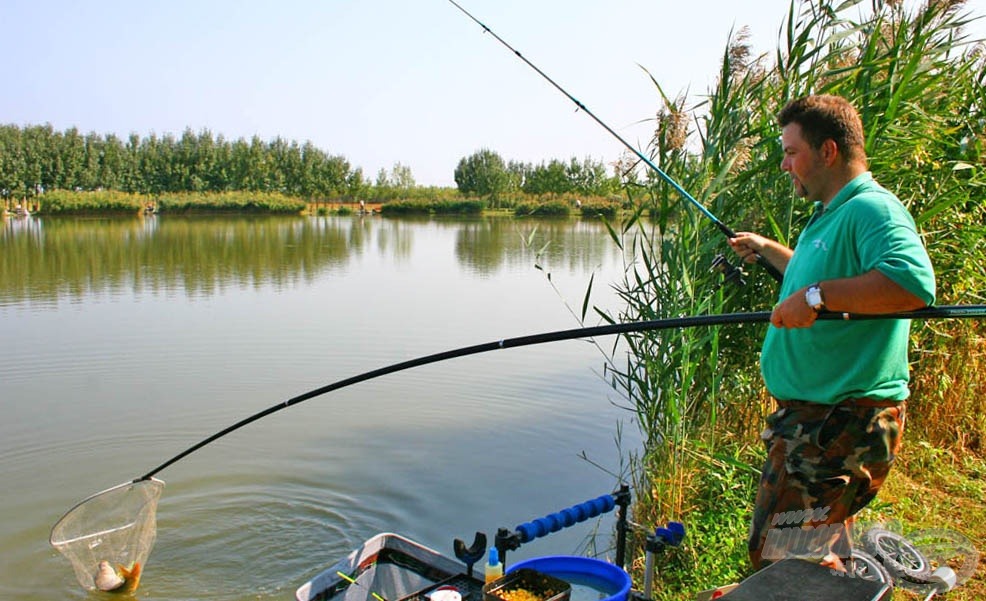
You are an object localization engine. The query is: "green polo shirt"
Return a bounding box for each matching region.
[761,172,936,404]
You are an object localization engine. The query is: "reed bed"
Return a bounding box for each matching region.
[30,190,146,214]
[156,191,306,214]
[27,190,308,214]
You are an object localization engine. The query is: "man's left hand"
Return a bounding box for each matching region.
[770,287,818,328]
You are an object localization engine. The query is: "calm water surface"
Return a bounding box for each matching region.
[0,214,640,601]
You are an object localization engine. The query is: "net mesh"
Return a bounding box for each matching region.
[50,478,165,591]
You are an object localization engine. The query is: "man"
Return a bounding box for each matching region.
[728,94,936,570]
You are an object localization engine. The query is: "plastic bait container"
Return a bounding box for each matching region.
[483,568,571,601]
[506,557,631,601]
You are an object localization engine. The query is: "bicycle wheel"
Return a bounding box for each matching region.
[848,549,893,586]
[861,527,932,584]
[906,528,980,587]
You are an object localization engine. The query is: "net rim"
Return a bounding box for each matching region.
[49,477,166,546]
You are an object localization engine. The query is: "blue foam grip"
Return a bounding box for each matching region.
[515,495,617,542]
[653,521,686,547]
[668,521,685,544]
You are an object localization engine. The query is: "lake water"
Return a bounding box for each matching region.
[0,214,640,601]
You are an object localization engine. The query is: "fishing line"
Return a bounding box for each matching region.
[445,0,784,283]
[135,304,984,481]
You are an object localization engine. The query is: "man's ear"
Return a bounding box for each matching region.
[821,138,840,165]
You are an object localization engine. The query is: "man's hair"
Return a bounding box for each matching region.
[777,95,867,164]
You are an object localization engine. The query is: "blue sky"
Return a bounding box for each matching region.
[1,1,983,187]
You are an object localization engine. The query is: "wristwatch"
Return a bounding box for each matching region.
[805,283,826,312]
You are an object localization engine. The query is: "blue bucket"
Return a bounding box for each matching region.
[507,556,631,601]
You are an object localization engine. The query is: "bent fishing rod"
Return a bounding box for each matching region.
[446,0,784,283]
[135,304,985,480]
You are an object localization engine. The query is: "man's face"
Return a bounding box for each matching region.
[780,122,827,202]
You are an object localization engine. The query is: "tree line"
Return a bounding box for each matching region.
[454,148,622,204]
[0,124,622,204]
[0,124,365,200]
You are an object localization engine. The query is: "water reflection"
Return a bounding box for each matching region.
[1,215,621,304]
[455,218,618,278]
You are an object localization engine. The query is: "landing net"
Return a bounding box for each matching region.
[49,478,164,592]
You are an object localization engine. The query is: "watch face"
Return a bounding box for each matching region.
[806,286,823,309]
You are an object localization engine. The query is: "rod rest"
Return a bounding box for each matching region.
[494,486,631,569]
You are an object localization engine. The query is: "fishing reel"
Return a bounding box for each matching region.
[711,253,746,288]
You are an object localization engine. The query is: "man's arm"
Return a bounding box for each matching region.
[728,232,794,274]
[772,270,929,329]
[816,270,929,313]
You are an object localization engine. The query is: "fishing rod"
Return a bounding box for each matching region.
[136,304,985,480]
[446,0,784,283]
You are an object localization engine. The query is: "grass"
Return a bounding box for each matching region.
[856,447,986,600]
[627,444,761,600]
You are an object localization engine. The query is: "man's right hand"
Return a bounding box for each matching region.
[728,232,793,273]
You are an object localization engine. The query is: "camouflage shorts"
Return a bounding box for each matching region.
[747,398,906,569]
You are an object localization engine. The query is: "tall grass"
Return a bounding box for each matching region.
[157,191,306,213]
[33,190,146,214]
[598,0,985,596]
[30,190,308,214]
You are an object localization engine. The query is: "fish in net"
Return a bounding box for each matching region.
[49,478,164,593]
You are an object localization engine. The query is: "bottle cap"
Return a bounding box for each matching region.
[488,547,499,566]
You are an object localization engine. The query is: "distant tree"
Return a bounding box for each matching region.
[122,133,142,192]
[522,159,571,195]
[209,133,232,191]
[519,156,617,196]
[244,135,270,191]
[58,127,85,190]
[97,133,127,190]
[21,124,54,196]
[568,156,617,196]
[79,131,103,190]
[374,167,390,188]
[345,166,367,199]
[175,128,199,191]
[454,148,509,206]
[390,162,415,192]
[321,154,351,196]
[505,160,526,192]
[371,167,393,201]
[0,125,26,197]
[266,136,294,193]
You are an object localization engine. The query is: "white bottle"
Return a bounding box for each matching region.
[484,547,504,584]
